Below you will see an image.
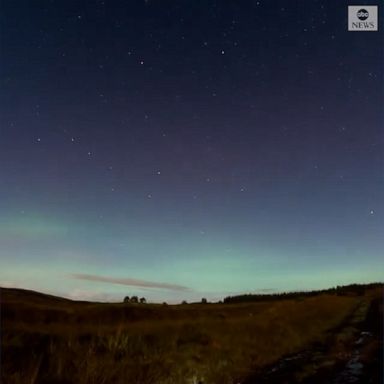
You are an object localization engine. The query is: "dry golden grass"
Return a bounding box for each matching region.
[1,287,377,384]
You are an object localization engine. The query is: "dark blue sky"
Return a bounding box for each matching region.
[0,0,383,302]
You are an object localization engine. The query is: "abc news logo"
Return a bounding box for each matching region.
[357,9,369,20]
[348,6,378,31]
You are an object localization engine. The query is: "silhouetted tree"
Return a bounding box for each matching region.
[181,300,187,305]
[139,297,146,304]
[201,298,208,304]
[123,296,130,303]
[130,296,138,303]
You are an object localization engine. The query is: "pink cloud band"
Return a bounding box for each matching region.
[71,273,190,291]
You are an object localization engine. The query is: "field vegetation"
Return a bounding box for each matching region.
[1,284,382,384]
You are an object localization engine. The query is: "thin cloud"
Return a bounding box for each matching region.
[71,273,190,291]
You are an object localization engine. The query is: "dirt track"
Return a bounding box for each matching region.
[243,292,383,384]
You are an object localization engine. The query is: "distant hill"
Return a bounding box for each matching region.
[0,287,77,306]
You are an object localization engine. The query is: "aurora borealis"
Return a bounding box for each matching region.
[0,1,383,302]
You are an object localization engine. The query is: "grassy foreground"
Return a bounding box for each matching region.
[0,286,381,384]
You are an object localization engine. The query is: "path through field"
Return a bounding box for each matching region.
[242,295,383,384]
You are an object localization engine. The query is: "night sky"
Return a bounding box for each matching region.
[1,1,383,302]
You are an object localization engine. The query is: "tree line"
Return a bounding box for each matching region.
[223,283,382,304]
[122,283,382,305]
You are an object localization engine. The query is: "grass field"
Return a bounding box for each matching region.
[1,285,382,384]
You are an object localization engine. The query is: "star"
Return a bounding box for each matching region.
[370,210,375,215]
